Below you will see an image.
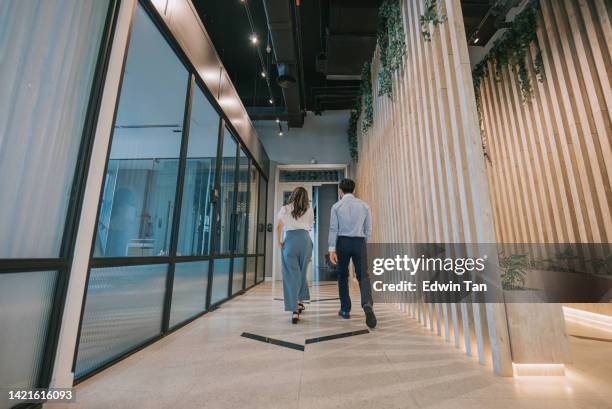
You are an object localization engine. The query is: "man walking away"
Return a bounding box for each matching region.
[328,178,376,329]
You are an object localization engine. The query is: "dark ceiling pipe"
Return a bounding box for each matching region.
[262,0,305,127]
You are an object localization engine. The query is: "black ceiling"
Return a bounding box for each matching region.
[192,0,511,122]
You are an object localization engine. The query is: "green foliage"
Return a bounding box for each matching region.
[420,0,446,42]
[472,0,544,106]
[361,62,374,132]
[591,255,612,276]
[346,0,406,158]
[347,63,374,160]
[499,254,530,290]
[377,0,405,97]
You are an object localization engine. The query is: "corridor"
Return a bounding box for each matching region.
[72,282,612,409]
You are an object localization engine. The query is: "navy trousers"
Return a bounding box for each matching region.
[336,236,373,312]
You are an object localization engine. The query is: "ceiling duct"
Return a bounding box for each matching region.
[262,0,305,127]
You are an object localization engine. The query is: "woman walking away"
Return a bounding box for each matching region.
[276,187,314,324]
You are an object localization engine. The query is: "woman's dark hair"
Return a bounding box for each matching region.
[288,187,309,219]
[339,178,355,194]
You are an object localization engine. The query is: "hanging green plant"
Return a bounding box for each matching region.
[472,0,544,106]
[361,62,374,132]
[420,0,446,42]
[377,0,405,97]
[346,62,374,160]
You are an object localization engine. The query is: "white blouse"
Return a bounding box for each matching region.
[277,204,314,231]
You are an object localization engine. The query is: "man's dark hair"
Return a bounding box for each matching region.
[339,178,355,194]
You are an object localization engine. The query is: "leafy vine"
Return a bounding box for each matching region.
[420,0,446,42]
[347,62,374,160]
[472,0,544,106]
[377,0,405,97]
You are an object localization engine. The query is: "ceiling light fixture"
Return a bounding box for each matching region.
[269,98,274,104]
[473,37,480,44]
[261,71,266,78]
[275,118,280,123]
[249,33,258,45]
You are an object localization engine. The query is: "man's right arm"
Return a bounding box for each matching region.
[328,205,339,252]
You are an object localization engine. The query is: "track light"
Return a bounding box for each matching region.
[249,33,258,45]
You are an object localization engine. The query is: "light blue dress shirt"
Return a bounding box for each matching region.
[328,193,372,251]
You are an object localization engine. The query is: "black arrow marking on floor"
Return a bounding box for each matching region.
[241,332,305,351]
[305,329,370,344]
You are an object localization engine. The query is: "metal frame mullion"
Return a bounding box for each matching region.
[205,117,225,310]
[226,139,240,297]
[241,160,253,290]
[161,73,194,333]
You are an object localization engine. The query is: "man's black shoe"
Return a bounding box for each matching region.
[338,310,350,319]
[364,305,377,329]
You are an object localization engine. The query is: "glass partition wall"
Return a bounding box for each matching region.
[0,2,117,408]
[74,2,268,381]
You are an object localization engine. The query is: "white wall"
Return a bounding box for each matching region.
[255,110,352,165]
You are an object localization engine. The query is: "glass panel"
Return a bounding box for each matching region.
[256,175,268,254]
[75,264,167,378]
[257,255,265,283]
[214,129,237,254]
[0,271,57,409]
[231,257,245,295]
[234,151,249,254]
[0,1,110,258]
[210,258,231,304]
[246,256,256,287]
[94,4,188,257]
[247,164,259,254]
[177,87,219,256]
[169,261,209,328]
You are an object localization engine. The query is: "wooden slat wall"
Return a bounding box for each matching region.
[479,0,612,245]
[355,0,513,375]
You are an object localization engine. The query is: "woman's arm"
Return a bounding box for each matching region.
[276,218,284,247]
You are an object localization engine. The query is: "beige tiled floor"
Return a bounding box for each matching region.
[71,282,612,409]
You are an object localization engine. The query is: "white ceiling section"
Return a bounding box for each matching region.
[148,0,270,177]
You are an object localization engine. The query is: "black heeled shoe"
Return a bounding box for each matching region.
[291,311,300,324]
[298,302,305,314]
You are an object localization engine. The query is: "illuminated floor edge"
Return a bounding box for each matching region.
[69,282,612,409]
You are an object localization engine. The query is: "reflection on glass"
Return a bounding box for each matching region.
[211,258,231,304]
[257,255,265,283]
[247,163,259,254]
[170,261,209,327]
[177,87,219,256]
[75,264,167,378]
[232,257,245,295]
[246,256,256,287]
[0,1,109,258]
[94,4,188,257]
[214,129,237,254]
[0,271,57,409]
[257,176,268,254]
[235,151,249,254]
